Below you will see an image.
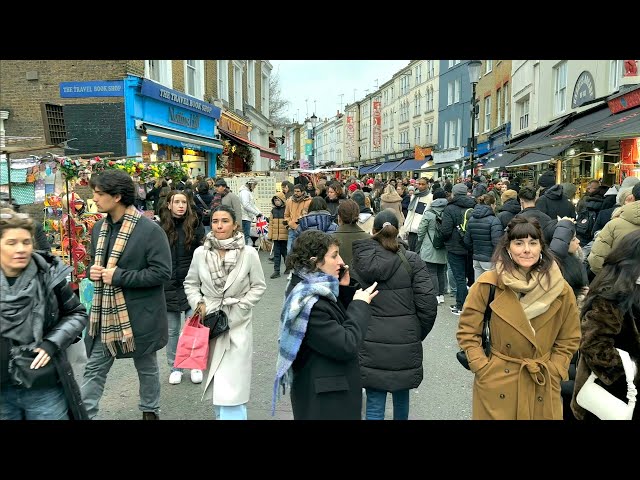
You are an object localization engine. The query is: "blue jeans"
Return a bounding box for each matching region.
[0,383,70,420]
[214,403,247,420]
[287,229,296,255]
[365,388,410,420]
[167,308,192,372]
[80,335,161,419]
[448,252,469,309]
[447,263,457,293]
[242,220,252,245]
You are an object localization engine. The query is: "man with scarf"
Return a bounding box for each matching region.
[80,170,171,420]
[284,184,312,255]
[212,178,243,228]
[403,177,432,252]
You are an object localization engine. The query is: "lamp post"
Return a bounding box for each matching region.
[306,113,318,169]
[466,60,482,179]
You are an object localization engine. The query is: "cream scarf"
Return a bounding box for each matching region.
[203,231,245,289]
[497,260,565,323]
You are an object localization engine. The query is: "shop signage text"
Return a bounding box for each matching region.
[168,107,200,129]
[608,87,640,114]
[60,80,124,98]
[571,71,595,108]
[140,79,220,119]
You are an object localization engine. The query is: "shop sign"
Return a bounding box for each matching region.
[60,80,124,98]
[608,87,640,114]
[168,107,200,129]
[140,79,219,119]
[571,71,596,108]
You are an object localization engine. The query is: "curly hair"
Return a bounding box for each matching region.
[285,230,340,272]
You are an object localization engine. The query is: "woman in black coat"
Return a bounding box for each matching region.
[158,190,205,385]
[496,189,521,229]
[324,181,347,222]
[273,230,378,420]
[463,195,504,280]
[0,210,88,420]
[351,209,437,420]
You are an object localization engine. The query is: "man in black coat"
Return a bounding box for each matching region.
[535,172,576,220]
[81,170,171,420]
[515,186,556,245]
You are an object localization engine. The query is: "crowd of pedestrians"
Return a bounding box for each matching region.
[2,166,639,421]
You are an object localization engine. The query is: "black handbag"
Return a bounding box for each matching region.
[202,290,230,339]
[457,284,496,370]
[8,346,60,389]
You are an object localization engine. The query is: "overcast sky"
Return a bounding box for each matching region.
[270,60,410,124]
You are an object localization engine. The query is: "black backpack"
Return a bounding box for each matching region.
[575,209,597,243]
[427,209,446,249]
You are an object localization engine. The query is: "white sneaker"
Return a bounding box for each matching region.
[437,295,444,304]
[190,369,203,384]
[169,371,183,385]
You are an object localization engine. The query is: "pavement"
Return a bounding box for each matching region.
[79,249,474,420]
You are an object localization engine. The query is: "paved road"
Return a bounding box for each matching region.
[77,250,473,420]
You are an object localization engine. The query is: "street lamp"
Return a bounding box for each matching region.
[306,113,318,169]
[466,60,482,178]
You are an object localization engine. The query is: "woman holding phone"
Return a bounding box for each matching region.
[273,230,378,420]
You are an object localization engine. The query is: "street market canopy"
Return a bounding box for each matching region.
[144,124,224,154]
[219,128,280,160]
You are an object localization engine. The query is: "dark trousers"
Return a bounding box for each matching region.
[426,262,446,296]
[407,232,418,252]
[273,240,287,273]
[448,252,469,309]
[466,251,475,287]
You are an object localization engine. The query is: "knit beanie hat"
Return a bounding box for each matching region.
[621,176,640,190]
[433,189,447,200]
[501,189,518,203]
[617,187,634,206]
[452,183,468,196]
[348,183,359,193]
[538,170,556,189]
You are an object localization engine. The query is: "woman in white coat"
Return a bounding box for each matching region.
[184,205,266,420]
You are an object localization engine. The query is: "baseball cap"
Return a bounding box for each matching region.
[214,178,228,187]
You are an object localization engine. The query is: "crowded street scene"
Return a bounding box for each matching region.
[1,59,640,421]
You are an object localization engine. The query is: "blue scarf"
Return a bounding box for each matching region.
[272,269,338,415]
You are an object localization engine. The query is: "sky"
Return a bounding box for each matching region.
[270,60,410,124]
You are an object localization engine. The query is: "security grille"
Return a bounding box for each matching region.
[40,103,67,145]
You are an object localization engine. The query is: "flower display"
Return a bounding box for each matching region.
[56,156,188,183]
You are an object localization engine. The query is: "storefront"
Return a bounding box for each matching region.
[124,76,223,177]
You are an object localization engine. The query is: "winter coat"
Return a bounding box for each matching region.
[268,192,288,241]
[457,270,580,419]
[380,192,405,227]
[416,198,448,264]
[184,244,266,405]
[162,216,205,312]
[472,180,487,198]
[357,210,375,234]
[515,207,556,245]
[286,273,370,420]
[536,184,576,220]
[404,190,432,234]
[292,210,338,240]
[571,297,640,420]
[193,192,214,226]
[588,200,640,274]
[0,252,89,419]
[401,193,411,218]
[487,188,503,209]
[284,194,312,231]
[496,198,521,229]
[352,240,437,391]
[441,194,477,255]
[463,204,504,262]
[593,205,617,234]
[86,214,172,359]
[239,184,262,222]
[331,223,370,267]
[325,195,346,222]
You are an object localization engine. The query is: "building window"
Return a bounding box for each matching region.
[504,82,510,123]
[448,60,454,68]
[454,78,461,103]
[519,98,530,130]
[448,81,453,106]
[609,60,623,92]
[40,103,67,145]
[426,122,433,144]
[446,119,458,148]
[261,72,269,117]
[414,92,421,115]
[415,64,422,85]
[217,60,229,102]
[145,60,172,87]
[485,60,493,74]
[233,62,243,111]
[484,96,491,132]
[184,60,203,99]
[554,61,567,115]
[247,60,255,107]
[496,88,502,126]
[414,125,421,144]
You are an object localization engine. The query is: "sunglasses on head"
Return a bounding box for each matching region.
[0,212,30,220]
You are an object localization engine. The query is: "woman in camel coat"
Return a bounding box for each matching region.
[379,184,405,227]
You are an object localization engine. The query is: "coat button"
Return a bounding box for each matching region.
[504,368,510,373]
[506,343,511,348]
[537,396,543,402]
[499,394,505,399]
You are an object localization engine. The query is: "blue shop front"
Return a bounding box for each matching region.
[124,76,223,178]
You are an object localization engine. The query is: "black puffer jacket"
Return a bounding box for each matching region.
[496,198,521,228]
[441,194,477,255]
[463,204,504,262]
[162,216,205,312]
[325,195,346,222]
[351,239,437,392]
[536,184,576,220]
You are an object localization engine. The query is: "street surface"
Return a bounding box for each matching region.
[77,250,473,420]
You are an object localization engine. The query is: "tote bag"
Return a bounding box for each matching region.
[174,313,210,370]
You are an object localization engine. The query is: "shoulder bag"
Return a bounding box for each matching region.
[456,284,496,370]
[576,348,637,420]
[202,290,230,339]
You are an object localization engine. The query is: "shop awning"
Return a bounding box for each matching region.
[394,158,428,172]
[584,106,640,141]
[219,128,280,160]
[508,144,569,167]
[481,151,524,170]
[143,124,223,154]
[374,160,405,173]
[421,160,459,171]
[360,164,380,174]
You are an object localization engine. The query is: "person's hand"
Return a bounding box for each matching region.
[353,281,379,304]
[195,301,206,318]
[101,267,117,285]
[89,265,104,281]
[30,348,51,370]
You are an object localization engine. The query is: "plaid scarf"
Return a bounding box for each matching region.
[203,231,245,289]
[89,205,141,356]
[271,270,338,415]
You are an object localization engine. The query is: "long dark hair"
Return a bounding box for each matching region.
[159,190,198,248]
[582,229,640,318]
[492,216,556,285]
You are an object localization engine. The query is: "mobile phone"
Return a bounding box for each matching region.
[339,265,349,279]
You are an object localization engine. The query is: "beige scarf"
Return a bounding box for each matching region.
[203,231,245,289]
[497,260,565,322]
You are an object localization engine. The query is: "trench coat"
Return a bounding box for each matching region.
[184,244,266,406]
[456,270,580,419]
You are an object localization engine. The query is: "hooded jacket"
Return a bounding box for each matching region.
[416,197,448,264]
[463,204,504,262]
[292,209,338,240]
[441,194,477,255]
[496,198,521,229]
[351,239,437,391]
[380,188,405,227]
[268,192,288,241]
[536,184,576,220]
